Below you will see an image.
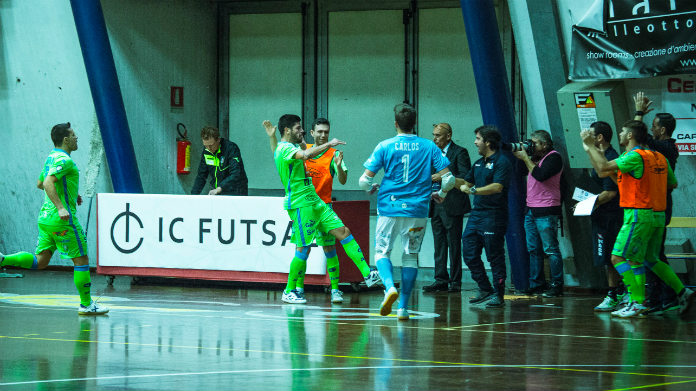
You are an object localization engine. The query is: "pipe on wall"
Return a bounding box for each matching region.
[459,0,529,290]
[70,0,143,193]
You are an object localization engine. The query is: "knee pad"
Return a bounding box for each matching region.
[402,253,418,268]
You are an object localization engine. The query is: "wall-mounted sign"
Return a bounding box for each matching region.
[569,1,696,80]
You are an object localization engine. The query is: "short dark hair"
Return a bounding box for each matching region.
[530,129,553,149]
[312,117,330,130]
[51,122,72,146]
[394,103,417,132]
[475,125,501,150]
[278,114,302,137]
[590,121,613,142]
[622,119,648,144]
[200,126,220,139]
[655,113,676,137]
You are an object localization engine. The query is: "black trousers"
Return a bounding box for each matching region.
[431,202,464,287]
[462,210,507,294]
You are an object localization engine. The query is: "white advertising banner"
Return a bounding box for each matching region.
[662,75,696,156]
[97,194,326,274]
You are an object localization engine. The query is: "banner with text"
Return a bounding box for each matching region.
[97,194,326,273]
[569,0,696,80]
[663,75,696,155]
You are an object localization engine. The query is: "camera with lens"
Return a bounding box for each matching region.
[501,139,534,155]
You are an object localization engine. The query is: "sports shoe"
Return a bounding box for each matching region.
[282,289,307,304]
[616,293,630,309]
[380,286,399,316]
[295,287,305,297]
[78,300,109,315]
[469,289,495,304]
[485,295,505,308]
[331,289,344,303]
[364,269,382,288]
[422,282,448,293]
[594,295,619,312]
[678,287,695,316]
[396,308,409,321]
[642,298,663,316]
[542,284,563,297]
[662,299,680,313]
[616,302,648,318]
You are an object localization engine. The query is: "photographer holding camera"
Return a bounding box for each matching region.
[512,130,565,297]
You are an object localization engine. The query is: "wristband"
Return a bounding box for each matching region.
[470,186,477,195]
[635,110,644,116]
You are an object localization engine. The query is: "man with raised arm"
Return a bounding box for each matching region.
[266,115,380,304]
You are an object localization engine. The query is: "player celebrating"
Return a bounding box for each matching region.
[264,118,350,303]
[267,115,380,304]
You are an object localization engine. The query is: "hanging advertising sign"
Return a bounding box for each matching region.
[569,1,696,80]
[663,76,696,156]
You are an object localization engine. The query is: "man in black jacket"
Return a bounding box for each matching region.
[423,123,471,293]
[191,126,248,196]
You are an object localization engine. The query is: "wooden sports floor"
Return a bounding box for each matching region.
[1,270,695,391]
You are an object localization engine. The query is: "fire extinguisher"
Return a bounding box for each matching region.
[176,123,191,175]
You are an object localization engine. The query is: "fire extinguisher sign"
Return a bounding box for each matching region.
[171,86,184,108]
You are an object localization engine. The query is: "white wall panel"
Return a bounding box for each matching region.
[418,7,482,162]
[228,13,303,190]
[328,10,405,189]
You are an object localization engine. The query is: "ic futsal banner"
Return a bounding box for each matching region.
[97,194,326,274]
[569,0,696,80]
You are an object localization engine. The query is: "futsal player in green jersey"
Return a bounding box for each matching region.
[0,123,108,315]
[267,114,380,304]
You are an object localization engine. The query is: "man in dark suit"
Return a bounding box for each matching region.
[423,123,471,293]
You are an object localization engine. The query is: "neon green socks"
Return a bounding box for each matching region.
[339,235,370,277]
[647,260,685,294]
[73,265,92,306]
[325,249,340,290]
[285,250,308,293]
[614,262,638,302]
[1,252,38,269]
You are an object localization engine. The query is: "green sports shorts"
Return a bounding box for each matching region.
[611,208,652,262]
[288,201,344,247]
[35,221,88,259]
[644,211,665,264]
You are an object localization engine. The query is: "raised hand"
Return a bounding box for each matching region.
[262,120,277,137]
[633,91,653,115]
[333,150,343,166]
[328,138,346,147]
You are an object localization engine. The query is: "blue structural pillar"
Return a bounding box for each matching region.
[459,1,529,290]
[70,0,143,193]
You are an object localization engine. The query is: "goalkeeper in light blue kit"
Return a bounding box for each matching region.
[360,104,455,320]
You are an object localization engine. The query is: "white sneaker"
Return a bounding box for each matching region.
[282,290,307,304]
[78,300,109,315]
[380,287,398,316]
[678,287,695,316]
[331,289,344,303]
[397,308,409,321]
[594,295,619,312]
[364,269,382,288]
[611,300,631,317]
[616,302,648,318]
[295,288,305,300]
